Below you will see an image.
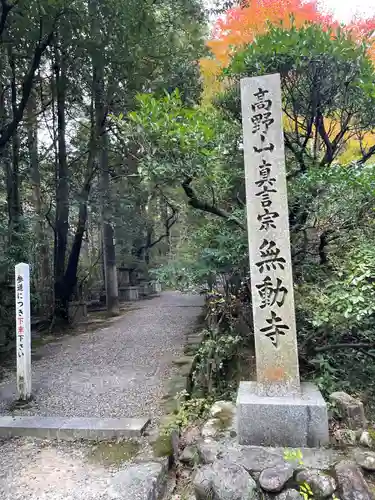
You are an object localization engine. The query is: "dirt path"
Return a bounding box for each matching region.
[0,291,203,419]
[0,291,203,500]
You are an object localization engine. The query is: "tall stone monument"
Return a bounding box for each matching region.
[237,73,329,447]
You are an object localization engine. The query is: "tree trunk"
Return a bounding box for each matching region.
[100,129,119,315]
[90,0,119,314]
[7,46,23,259]
[52,97,98,326]
[53,39,70,321]
[26,87,51,312]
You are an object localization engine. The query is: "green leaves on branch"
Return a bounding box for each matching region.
[124,90,238,183]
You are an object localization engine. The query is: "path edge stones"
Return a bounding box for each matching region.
[0,415,150,440]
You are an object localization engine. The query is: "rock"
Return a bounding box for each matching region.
[295,469,336,498]
[181,425,201,446]
[354,450,375,471]
[210,401,237,439]
[330,392,366,430]
[210,461,259,500]
[335,460,372,500]
[180,445,198,466]
[294,447,345,470]
[193,460,259,500]
[227,446,286,473]
[210,401,236,420]
[172,356,194,366]
[275,489,303,500]
[359,431,374,448]
[109,461,167,500]
[197,439,222,464]
[193,465,214,500]
[202,418,221,439]
[167,376,187,398]
[334,429,357,445]
[259,464,294,493]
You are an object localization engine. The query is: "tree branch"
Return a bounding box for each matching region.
[315,343,375,352]
[0,0,17,38]
[316,112,334,165]
[136,198,178,257]
[318,229,335,265]
[0,14,61,150]
[358,144,375,165]
[182,177,245,230]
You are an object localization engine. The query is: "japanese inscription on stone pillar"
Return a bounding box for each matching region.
[241,74,300,395]
[15,263,32,400]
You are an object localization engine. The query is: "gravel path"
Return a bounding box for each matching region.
[0,438,113,500]
[0,291,203,500]
[0,291,203,419]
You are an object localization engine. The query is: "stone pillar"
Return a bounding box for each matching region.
[237,73,328,447]
[118,268,130,287]
[15,263,32,401]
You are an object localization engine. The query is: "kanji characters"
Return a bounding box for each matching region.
[256,239,286,272]
[256,276,288,309]
[260,310,289,347]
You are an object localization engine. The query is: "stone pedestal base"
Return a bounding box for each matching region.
[119,286,139,302]
[68,301,87,323]
[139,282,151,297]
[236,381,329,447]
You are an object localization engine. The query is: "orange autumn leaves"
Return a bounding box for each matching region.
[207,0,334,67]
[200,0,375,99]
[199,0,375,163]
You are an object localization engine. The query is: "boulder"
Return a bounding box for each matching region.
[227,446,286,473]
[359,431,374,448]
[180,445,198,466]
[335,460,372,500]
[202,418,221,439]
[109,461,167,500]
[210,401,236,420]
[197,439,222,464]
[210,401,237,438]
[295,469,336,498]
[181,426,201,447]
[334,429,357,445]
[259,464,294,493]
[193,465,214,500]
[275,489,303,500]
[193,460,259,500]
[330,392,366,430]
[354,450,375,471]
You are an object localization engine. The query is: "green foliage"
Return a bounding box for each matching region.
[283,448,304,466]
[223,22,375,118]
[296,239,375,405]
[151,213,247,293]
[0,216,35,353]
[300,482,314,500]
[308,245,375,328]
[160,390,212,435]
[227,22,374,85]
[193,327,242,396]
[124,89,239,189]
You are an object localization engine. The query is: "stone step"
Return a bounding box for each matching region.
[0,415,150,441]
